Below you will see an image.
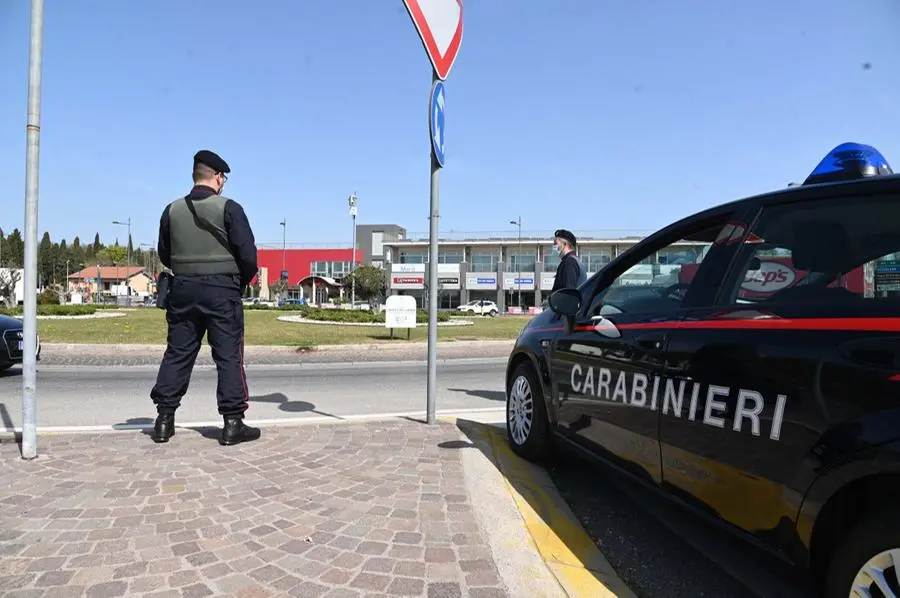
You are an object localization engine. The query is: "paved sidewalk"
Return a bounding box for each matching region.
[37,341,514,367]
[0,420,518,598]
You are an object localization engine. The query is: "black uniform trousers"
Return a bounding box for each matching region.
[150,275,249,417]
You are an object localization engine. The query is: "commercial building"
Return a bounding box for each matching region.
[381,231,698,312]
[254,224,407,302]
[255,247,360,304]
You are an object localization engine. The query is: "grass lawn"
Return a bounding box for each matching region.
[36,309,533,346]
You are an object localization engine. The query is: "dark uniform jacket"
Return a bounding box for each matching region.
[157,185,258,290]
[551,251,586,293]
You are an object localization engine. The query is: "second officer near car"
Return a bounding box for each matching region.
[550,228,587,293]
[150,149,260,446]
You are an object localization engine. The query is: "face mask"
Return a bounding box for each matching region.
[555,244,563,256]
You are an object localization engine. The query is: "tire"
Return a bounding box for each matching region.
[824,509,900,598]
[506,362,552,462]
[489,310,498,317]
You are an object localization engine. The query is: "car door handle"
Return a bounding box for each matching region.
[635,332,667,352]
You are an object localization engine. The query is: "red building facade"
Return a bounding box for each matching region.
[255,248,361,286]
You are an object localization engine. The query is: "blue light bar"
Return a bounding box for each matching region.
[803,142,893,185]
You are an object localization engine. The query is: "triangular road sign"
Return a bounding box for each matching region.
[402,0,464,80]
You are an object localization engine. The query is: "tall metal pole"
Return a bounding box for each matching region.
[279,219,286,297]
[21,0,44,460]
[517,218,522,309]
[348,192,358,307]
[426,71,440,426]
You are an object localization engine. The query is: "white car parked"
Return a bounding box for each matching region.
[457,300,499,317]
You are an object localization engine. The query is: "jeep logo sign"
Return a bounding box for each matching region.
[741,261,796,293]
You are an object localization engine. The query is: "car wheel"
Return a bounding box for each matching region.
[824,509,900,598]
[489,310,498,317]
[506,362,552,462]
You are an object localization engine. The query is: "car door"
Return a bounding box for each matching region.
[550,211,743,484]
[659,188,900,551]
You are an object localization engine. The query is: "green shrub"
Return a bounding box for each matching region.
[0,304,98,317]
[38,290,60,305]
[293,306,450,324]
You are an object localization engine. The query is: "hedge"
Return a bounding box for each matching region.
[243,304,451,324]
[0,305,98,317]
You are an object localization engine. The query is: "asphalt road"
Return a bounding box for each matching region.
[549,459,815,598]
[0,358,507,429]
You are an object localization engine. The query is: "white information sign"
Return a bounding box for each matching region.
[385,295,418,329]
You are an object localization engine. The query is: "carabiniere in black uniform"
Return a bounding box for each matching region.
[150,149,260,446]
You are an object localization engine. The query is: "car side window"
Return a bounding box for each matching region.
[720,193,900,306]
[585,221,734,317]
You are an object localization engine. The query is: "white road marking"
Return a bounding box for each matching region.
[0,407,506,434]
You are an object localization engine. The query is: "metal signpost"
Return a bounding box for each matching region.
[402,0,463,425]
[348,192,358,306]
[21,0,44,460]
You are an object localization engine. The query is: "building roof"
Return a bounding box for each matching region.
[297,275,343,287]
[68,266,147,281]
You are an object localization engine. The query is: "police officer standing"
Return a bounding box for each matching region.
[150,150,261,446]
[550,229,587,293]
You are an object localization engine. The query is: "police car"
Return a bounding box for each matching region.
[504,143,900,597]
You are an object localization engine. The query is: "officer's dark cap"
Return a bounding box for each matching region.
[193,150,230,174]
[554,229,577,246]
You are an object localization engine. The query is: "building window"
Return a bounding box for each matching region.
[371,232,384,256]
[470,251,499,272]
[543,246,560,272]
[507,250,536,273]
[310,261,352,279]
[438,249,464,264]
[581,250,612,273]
[398,251,427,264]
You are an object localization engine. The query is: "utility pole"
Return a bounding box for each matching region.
[510,217,522,309]
[112,218,131,305]
[21,0,44,460]
[348,192,358,307]
[279,219,286,298]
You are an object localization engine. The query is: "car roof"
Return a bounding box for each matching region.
[655,173,900,239]
[594,173,900,281]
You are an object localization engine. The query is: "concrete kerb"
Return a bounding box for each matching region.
[447,416,637,598]
[41,339,515,355]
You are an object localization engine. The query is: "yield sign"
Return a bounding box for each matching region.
[402,0,464,80]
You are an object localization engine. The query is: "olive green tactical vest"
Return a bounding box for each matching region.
[167,195,240,276]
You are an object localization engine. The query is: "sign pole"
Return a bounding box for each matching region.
[426,69,440,426]
[21,0,45,460]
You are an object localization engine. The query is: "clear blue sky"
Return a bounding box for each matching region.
[1,0,898,248]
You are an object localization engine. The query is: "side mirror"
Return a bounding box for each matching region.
[548,288,582,316]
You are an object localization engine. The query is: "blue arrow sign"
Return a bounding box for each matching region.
[429,80,446,167]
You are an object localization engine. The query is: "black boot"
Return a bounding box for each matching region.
[219,415,260,446]
[152,413,175,443]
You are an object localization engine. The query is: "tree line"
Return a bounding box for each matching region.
[0,227,159,287]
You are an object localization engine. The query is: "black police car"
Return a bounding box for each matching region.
[0,313,40,371]
[505,143,900,597]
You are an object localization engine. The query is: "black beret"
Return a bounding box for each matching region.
[554,229,577,246]
[193,149,230,174]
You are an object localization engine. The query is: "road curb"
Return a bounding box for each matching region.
[40,339,515,355]
[450,419,636,598]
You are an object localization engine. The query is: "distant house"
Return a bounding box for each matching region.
[67,266,154,300]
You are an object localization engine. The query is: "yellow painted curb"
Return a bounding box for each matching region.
[448,417,635,597]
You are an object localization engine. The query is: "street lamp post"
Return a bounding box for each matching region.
[348,192,358,307]
[509,217,522,309]
[279,219,286,299]
[112,218,131,305]
[21,0,45,459]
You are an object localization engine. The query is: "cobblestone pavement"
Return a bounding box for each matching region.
[36,342,513,367]
[0,421,511,597]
